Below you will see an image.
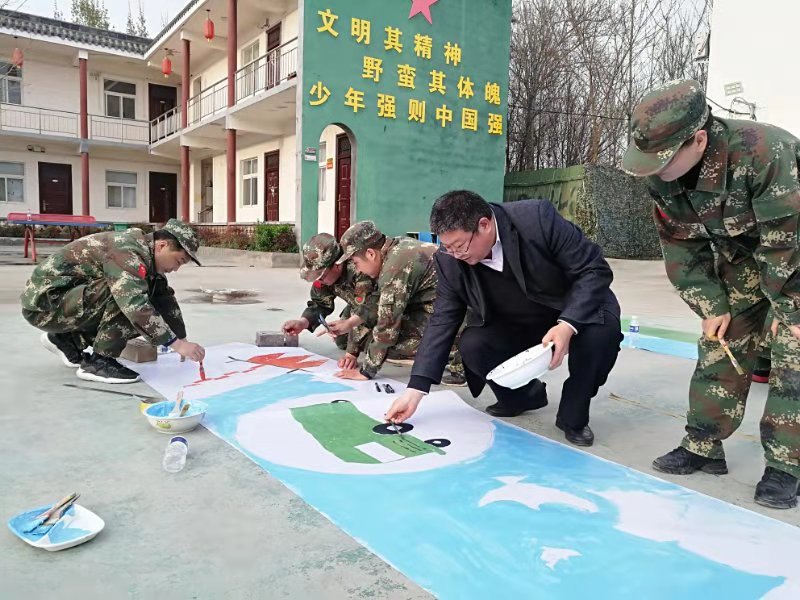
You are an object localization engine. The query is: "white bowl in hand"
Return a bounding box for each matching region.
[486,343,554,389]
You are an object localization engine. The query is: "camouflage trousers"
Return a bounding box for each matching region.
[333,305,372,355]
[754,320,773,373]
[682,256,800,478]
[361,308,463,373]
[23,279,163,358]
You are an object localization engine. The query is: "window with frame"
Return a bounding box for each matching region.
[104,79,136,119]
[106,171,137,208]
[241,158,258,206]
[0,62,22,105]
[0,162,24,203]
[240,41,260,97]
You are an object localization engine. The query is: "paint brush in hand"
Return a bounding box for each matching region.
[719,339,746,376]
[388,420,404,438]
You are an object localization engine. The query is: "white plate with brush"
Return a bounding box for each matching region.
[8,503,105,551]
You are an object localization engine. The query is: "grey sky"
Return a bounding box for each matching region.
[8,0,190,37]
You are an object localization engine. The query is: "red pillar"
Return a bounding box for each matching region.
[79,55,90,216]
[180,37,191,222]
[226,0,238,224]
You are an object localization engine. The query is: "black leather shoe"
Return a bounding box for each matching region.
[555,418,594,447]
[755,467,799,509]
[486,381,547,417]
[652,447,728,475]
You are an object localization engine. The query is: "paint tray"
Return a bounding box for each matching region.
[8,504,105,551]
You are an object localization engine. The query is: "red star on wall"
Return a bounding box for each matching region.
[409,0,439,24]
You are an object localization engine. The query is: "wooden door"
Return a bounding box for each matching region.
[38,162,72,214]
[335,133,352,239]
[266,24,282,88]
[149,172,177,223]
[148,84,177,121]
[264,151,280,221]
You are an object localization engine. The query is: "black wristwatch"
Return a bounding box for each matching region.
[359,367,373,380]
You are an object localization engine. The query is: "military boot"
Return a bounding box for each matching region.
[652,447,728,475]
[441,371,467,387]
[754,467,799,509]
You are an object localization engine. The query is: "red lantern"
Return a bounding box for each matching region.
[11,47,23,68]
[204,10,215,42]
[161,53,172,78]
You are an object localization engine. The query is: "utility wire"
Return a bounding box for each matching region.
[507,103,627,121]
[706,96,753,117]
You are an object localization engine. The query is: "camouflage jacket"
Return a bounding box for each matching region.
[647,117,800,325]
[20,229,184,345]
[361,237,439,377]
[300,261,377,354]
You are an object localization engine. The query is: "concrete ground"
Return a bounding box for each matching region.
[1,247,795,600]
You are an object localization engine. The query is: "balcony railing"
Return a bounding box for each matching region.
[0,103,78,138]
[236,38,298,103]
[0,103,150,145]
[150,106,181,143]
[90,114,149,144]
[187,77,228,126]
[147,38,300,143]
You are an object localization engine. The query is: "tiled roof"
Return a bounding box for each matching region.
[148,0,202,51]
[0,9,152,54]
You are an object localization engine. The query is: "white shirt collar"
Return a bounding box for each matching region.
[479,212,504,271]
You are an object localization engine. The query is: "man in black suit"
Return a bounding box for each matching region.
[385,190,623,446]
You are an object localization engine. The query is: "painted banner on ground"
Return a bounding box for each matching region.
[133,344,799,599]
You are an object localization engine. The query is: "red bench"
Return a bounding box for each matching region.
[6,213,109,262]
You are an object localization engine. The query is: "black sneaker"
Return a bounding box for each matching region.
[77,353,140,384]
[40,332,84,368]
[652,447,728,475]
[755,467,799,509]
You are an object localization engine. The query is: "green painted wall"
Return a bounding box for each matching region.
[300,0,512,242]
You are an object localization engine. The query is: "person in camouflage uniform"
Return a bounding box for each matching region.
[21,219,206,384]
[282,233,377,369]
[623,79,800,509]
[331,221,464,382]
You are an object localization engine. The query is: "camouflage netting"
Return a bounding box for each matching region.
[503,164,662,260]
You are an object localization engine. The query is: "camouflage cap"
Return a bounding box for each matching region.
[622,79,710,177]
[336,221,385,265]
[299,233,342,281]
[160,218,201,266]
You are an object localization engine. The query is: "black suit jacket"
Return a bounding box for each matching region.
[411,199,620,391]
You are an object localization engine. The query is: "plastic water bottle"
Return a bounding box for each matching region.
[628,316,640,349]
[26,208,32,221]
[162,436,188,473]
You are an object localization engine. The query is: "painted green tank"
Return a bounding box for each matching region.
[290,400,449,464]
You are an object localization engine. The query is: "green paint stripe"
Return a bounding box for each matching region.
[621,317,698,345]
